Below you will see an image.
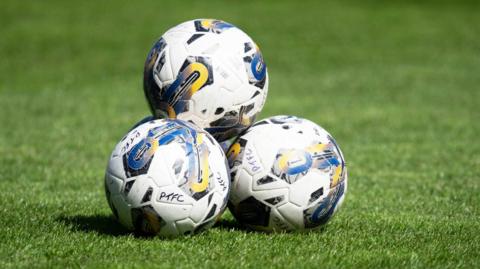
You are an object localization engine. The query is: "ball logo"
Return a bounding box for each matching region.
[189,133,211,193]
[243,44,267,89]
[272,142,344,186]
[251,51,266,81]
[276,149,312,176]
[123,121,213,197]
[126,127,162,171]
[194,19,234,34]
[162,57,214,117]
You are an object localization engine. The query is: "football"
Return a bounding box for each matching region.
[227,115,347,232]
[104,118,230,237]
[143,19,268,142]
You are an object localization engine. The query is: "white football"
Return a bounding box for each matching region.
[105,118,230,237]
[227,115,347,232]
[143,19,268,142]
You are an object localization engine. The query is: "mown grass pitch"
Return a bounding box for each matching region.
[0,0,479,268]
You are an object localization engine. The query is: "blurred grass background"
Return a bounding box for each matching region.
[0,0,479,268]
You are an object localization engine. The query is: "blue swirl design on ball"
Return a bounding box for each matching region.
[251,52,267,81]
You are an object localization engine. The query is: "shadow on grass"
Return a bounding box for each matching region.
[56,214,248,238]
[213,218,244,231]
[56,214,131,237]
[213,217,329,235]
[57,214,321,237]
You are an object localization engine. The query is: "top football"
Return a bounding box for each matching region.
[143,19,269,142]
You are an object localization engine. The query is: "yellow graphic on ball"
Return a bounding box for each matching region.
[190,133,210,192]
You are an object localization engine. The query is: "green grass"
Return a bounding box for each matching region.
[1,0,479,268]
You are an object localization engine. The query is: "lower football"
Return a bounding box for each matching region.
[104,118,230,237]
[227,115,347,232]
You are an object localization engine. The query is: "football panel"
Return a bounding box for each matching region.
[288,171,331,208]
[249,188,289,208]
[124,175,158,207]
[229,168,253,204]
[106,155,127,180]
[157,43,174,84]
[175,218,197,235]
[186,85,237,122]
[188,192,213,223]
[105,170,124,195]
[166,32,191,78]
[302,180,346,229]
[151,201,193,223]
[252,173,289,192]
[194,218,217,234]
[110,194,133,229]
[147,144,186,188]
[277,202,304,230]
[158,220,180,237]
[270,208,295,232]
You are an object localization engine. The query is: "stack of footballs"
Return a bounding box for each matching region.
[104,19,348,237]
